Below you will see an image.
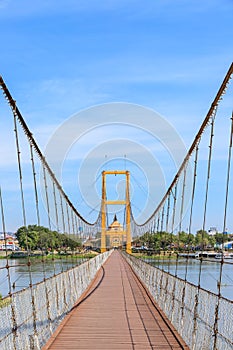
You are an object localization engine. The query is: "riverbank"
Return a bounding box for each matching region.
[132,252,178,260]
[0,250,98,259]
[132,250,231,261]
[0,251,12,258]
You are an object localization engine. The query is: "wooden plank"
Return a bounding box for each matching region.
[43,251,188,350]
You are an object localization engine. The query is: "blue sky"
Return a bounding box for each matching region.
[0,0,232,232]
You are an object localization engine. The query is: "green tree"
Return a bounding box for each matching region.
[16,225,62,250]
[176,231,195,249]
[37,229,60,251]
[16,225,39,250]
[59,233,81,251]
[156,231,171,249]
[195,230,210,249]
[215,232,229,245]
[16,225,79,252]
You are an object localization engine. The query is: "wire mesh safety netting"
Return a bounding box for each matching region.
[128,63,233,350]
[0,75,104,349]
[0,251,111,350]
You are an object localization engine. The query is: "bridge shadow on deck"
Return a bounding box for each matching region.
[43,251,188,350]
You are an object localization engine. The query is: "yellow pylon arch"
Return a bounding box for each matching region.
[101,170,131,254]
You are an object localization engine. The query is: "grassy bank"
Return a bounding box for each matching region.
[0,296,11,309]
[0,252,12,259]
[132,252,178,260]
[9,251,98,260]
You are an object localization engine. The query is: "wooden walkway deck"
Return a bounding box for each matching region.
[43,251,188,350]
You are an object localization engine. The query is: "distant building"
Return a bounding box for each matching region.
[106,214,126,248]
[108,215,123,232]
[0,234,17,250]
[83,215,126,250]
[208,227,217,236]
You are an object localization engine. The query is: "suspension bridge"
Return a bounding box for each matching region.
[0,62,232,350]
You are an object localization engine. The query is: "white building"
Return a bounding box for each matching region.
[208,227,217,236]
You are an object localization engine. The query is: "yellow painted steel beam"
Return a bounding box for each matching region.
[105,200,126,205]
[125,171,131,254]
[103,170,129,175]
[101,171,106,253]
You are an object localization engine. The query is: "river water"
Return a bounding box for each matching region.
[144,258,233,301]
[1,257,233,301]
[0,257,87,298]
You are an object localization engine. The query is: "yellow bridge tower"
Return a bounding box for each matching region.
[101,170,131,254]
